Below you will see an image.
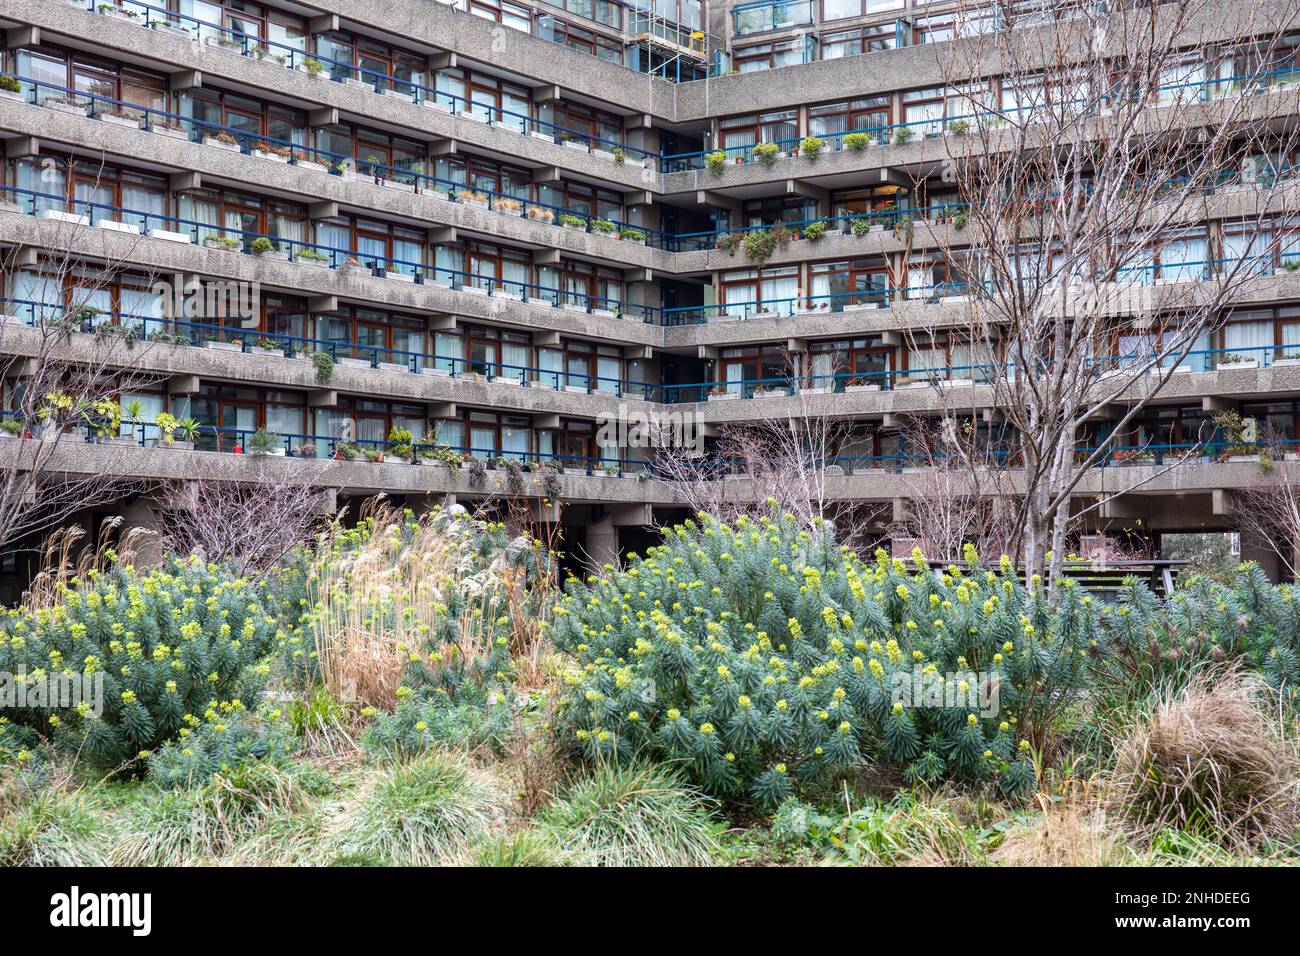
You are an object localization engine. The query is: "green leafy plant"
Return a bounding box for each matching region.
[803,220,827,242]
[843,132,870,151]
[0,75,22,94]
[303,58,324,77]
[620,227,646,243]
[248,427,279,456]
[705,150,728,174]
[947,119,969,136]
[892,126,915,145]
[741,230,778,267]
[851,218,871,236]
[753,141,781,167]
[388,426,414,462]
[551,510,1103,805]
[799,136,824,160]
[311,351,334,384]
[0,557,282,768]
[249,237,275,255]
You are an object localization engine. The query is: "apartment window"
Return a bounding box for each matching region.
[14,157,166,230]
[315,32,427,94]
[717,346,791,397]
[733,38,804,72]
[316,306,427,366]
[550,102,624,147]
[718,110,798,150]
[809,258,891,310]
[538,181,623,221]
[435,155,531,199]
[463,241,532,295]
[719,266,800,317]
[316,397,426,452]
[190,385,305,452]
[14,47,165,114]
[809,336,893,388]
[537,262,624,310]
[315,216,424,276]
[820,23,898,59]
[808,96,890,136]
[182,90,307,150]
[1223,306,1300,357]
[470,0,532,31]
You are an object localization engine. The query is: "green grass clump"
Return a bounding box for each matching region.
[0,791,108,866]
[326,751,507,865]
[538,763,719,867]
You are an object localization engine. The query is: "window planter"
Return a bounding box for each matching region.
[563,384,588,394]
[842,302,882,312]
[798,387,830,396]
[563,467,588,476]
[294,159,329,173]
[148,228,191,243]
[97,219,140,235]
[151,124,188,140]
[529,130,555,143]
[940,294,969,304]
[254,249,289,262]
[457,109,487,123]
[204,340,242,352]
[297,255,330,268]
[204,36,243,53]
[1273,357,1300,368]
[0,88,24,103]
[528,378,556,389]
[44,98,88,116]
[422,366,451,377]
[156,439,194,450]
[102,9,143,24]
[1217,360,1259,371]
[751,388,784,399]
[297,64,326,79]
[940,378,974,388]
[562,139,589,152]
[250,345,284,357]
[251,148,291,163]
[336,356,371,369]
[203,236,239,250]
[844,383,881,392]
[709,313,743,323]
[526,296,555,308]
[343,78,372,92]
[461,285,488,296]
[422,99,452,113]
[1226,454,1261,463]
[750,310,779,320]
[40,209,90,226]
[382,88,413,103]
[592,148,616,162]
[707,391,739,401]
[377,361,407,373]
[591,308,617,318]
[493,376,521,387]
[385,270,415,282]
[99,111,141,128]
[202,135,240,151]
[149,22,190,39]
[381,179,416,193]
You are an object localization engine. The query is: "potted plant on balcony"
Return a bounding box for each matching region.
[851,217,871,237]
[203,234,240,251]
[892,126,915,146]
[525,204,555,224]
[203,130,240,151]
[98,105,141,128]
[705,149,728,174]
[293,441,317,458]
[248,427,282,456]
[799,135,824,160]
[558,213,588,230]
[250,236,287,260]
[803,220,827,242]
[496,197,522,214]
[619,226,646,244]
[753,141,780,167]
[251,336,284,357]
[0,417,23,439]
[334,440,361,461]
[1217,352,1259,370]
[590,218,617,236]
[300,58,325,78]
[388,425,414,463]
[843,131,870,151]
[297,248,329,267]
[0,75,24,102]
[251,142,292,162]
[456,188,489,208]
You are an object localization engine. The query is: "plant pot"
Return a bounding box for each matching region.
[202,135,240,151]
[151,124,188,140]
[295,159,329,173]
[148,228,192,243]
[250,346,285,357]
[44,99,87,116]
[205,340,242,352]
[97,219,140,235]
[99,112,141,128]
[1217,360,1259,370]
[251,149,291,163]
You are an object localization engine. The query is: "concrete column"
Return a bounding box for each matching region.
[584,517,620,572]
[120,498,166,566]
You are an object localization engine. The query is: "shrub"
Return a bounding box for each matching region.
[248,426,279,455]
[0,557,281,768]
[803,220,827,242]
[1104,669,1299,849]
[843,132,870,151]
[772,793,988,865]
[851,218,871,236]
[327,751,508,865]
[741,230,777,267]
[550,509,1093,804]
[146,706,296,789]
[249,236,275,254]
[538,763,719,866]
[705,149,728,174]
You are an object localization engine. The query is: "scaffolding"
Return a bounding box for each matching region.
[626,0,713,81]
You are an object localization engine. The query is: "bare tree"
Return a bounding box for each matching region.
[0,153,168,557]
[655,351,882,543]
[908,0,1300,590]
[156,460,336,578]
[892,414,1022,560]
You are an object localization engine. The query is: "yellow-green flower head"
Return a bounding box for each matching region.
[967,713,978,726]
[738,694,752,709]
[700,722,715,735]
[667,708,681,720]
